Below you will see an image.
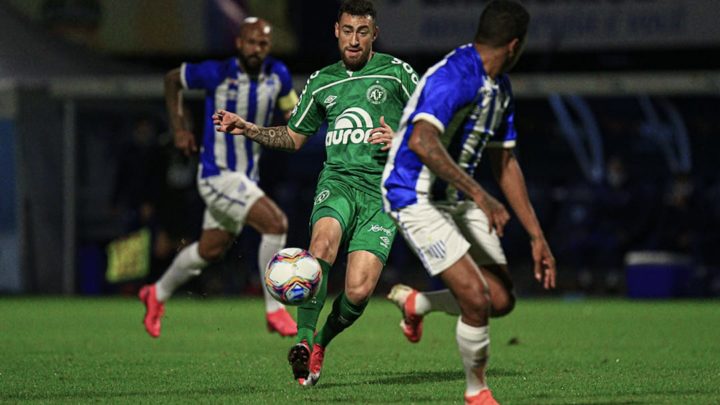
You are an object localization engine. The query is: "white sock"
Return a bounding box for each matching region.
[456,319,490,396]
[155,242,207,302]
[416,289,461,316]
[258,233,287,313]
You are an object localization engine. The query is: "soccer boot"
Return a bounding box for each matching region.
[387,284,423,343]
[266,308,298,337]
[139,284,164,338]
[465,389,500,405]
[303,343,325,386]
[287,340,311,385]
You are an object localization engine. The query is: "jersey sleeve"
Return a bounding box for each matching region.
[180,60,223,91]
[410,63,478,134]
[274,61,299,113]
[397,60,419,103]
[287,72,324,136]
[487,77,518,148]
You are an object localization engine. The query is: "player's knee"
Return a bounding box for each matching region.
[465,290,491,314]
[265,212,288,235]
[198,243,227,262]
[309,237,337,263]
[345,283,373,304]
[491,293,516,318]
[456,283,491,321]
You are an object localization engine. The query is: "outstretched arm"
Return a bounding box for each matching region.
[489,148,557,289]
[212,109,308,152]
[408,120,511,236]
[164,68,197,156]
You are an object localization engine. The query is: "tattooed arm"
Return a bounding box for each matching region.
[212,109,308,152]
[408,120,511,236]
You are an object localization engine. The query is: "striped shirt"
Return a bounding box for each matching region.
[382,44,517,211]
[182,56,295,179]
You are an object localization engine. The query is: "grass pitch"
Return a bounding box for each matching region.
[1,297,718,404]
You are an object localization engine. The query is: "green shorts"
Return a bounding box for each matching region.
[310,179,396,265]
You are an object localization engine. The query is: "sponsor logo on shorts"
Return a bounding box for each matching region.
[379,236,390,249]
[366,84,387,105]
[423,241,447,260]
[368,224,393,236]
[314,189,330,205]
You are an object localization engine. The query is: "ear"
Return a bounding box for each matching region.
[235,36,243,50]
[334,22,340,39]
[372,25,379,42]
[507,38,520,54]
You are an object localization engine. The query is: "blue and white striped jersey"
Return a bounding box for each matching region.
[382,44,517,211]
[181,56,295,180]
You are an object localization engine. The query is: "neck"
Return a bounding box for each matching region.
[474,43,503,79]
[344,51,375,71]
[238,57,261,77]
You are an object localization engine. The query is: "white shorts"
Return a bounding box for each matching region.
[197,172,265,235]
[390,200,507,276]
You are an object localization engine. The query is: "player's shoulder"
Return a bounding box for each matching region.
[373,52,414,72]
[430,44,481,82]
[373,52,400,64]
[265,56,291,76]
[182,57,236,83]
[304,62,345,88]
[497,73,513,92]
[187,57,234,69]
[445,44,480,71]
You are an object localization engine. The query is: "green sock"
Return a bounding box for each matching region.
[316,292,368,348]
[295,258,331,345]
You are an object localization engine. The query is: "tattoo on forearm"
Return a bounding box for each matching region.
[247,125,295,151]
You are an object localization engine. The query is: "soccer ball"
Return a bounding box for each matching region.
[264,248,322,306]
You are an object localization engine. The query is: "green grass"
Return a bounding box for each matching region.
[1,297,718,404]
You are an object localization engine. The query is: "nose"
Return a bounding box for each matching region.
[350,33,360,46]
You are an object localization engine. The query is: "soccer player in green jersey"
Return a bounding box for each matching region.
[213,0,418,387]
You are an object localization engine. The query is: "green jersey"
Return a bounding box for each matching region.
[288,52,418,197]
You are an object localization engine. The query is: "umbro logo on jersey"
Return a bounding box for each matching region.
[324,95,337,105]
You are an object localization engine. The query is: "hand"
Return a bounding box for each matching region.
[530,235,556,290]
[472,192,510,237]
[212,109,257,136]
[174,129,197,156]
[368,116,394,151]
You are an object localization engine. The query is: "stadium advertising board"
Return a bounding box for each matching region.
[376,0,720,52]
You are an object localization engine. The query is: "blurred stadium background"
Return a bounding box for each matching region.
[1,0,719,300]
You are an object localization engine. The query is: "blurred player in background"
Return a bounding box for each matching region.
[381,1,556,403]
[214,0,418,386]
[139,17,300,339]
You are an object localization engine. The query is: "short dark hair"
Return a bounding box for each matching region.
[337,0,377,22]
[474,0,530,47]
